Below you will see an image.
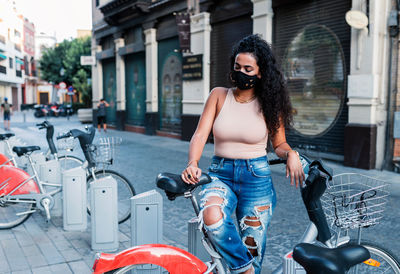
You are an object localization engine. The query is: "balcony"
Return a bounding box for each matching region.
[0,65,6,74]
[16,70,22,77]
[99,0,151,25]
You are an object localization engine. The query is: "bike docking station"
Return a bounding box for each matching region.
[188,217,210,262]
[131,189,163,274]
[90,175,119,252]
[38,158,63,216]
[62,166,87,231]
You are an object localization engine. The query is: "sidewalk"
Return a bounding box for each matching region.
[1,112,399,273]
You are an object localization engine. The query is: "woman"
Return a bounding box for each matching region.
[181,34,305,274]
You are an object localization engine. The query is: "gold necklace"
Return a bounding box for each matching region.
[233,92,256,103]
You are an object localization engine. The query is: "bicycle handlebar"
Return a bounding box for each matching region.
[56,132,72,140]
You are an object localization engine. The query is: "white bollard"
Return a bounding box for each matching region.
[90,176,118,252]
[131,189,163,274]
[62,166,87,231]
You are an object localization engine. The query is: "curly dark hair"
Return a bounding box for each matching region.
[229,34,293,138]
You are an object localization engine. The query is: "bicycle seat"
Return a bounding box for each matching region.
[0,133,15,140]
[156,173,211,200]
[12,146,41,157]
[293,243,370,274]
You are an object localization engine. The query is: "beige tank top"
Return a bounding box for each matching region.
[213,89,268,159]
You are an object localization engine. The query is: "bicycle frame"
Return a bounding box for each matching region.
[1,139,18,166]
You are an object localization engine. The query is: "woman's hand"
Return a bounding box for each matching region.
[286,150,305,188]
[181,162,202,185]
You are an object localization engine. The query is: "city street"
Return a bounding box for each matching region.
[0,112,399,273]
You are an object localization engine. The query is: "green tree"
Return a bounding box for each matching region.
[39,36,92,107]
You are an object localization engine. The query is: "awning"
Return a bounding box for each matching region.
[16,58,24,64]
[0,53,6,60]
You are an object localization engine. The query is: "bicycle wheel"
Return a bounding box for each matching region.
[350,241,400,273]
[58,155,84,171]
[86,170,135,224]
[0,197,34,229]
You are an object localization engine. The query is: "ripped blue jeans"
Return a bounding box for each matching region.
[199,155,276,274]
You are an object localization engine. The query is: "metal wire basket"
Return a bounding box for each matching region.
[321,173,389,230]
[57,136,77,152]
[88,137,122,167]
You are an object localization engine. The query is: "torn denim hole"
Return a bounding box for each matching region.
[240,216,264,233]
[242,236,261,259]
[240,204,271,232]
[197,195,227,230]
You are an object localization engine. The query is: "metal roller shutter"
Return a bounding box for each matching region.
[210,16,253,89]
[273,0,351,156]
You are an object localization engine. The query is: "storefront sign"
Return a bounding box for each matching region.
[80,55,96,65]
[175,12,190,52]
[182,54,202,80]
[345,10,368,29]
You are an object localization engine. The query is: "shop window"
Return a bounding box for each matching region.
[283,24,345,136]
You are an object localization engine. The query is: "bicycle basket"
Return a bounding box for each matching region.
[57,136,77,152]
[321,173,389,230]
[88,137,122,166]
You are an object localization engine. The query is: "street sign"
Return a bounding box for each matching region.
[59,82,67,89]
[80,55,96,66]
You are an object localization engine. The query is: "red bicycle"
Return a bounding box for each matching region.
[91,159,386,274]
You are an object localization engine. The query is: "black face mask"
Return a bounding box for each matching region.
[231,70,258,90]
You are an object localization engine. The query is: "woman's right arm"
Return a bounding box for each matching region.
[181,88,222,184]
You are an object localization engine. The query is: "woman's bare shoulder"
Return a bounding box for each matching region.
[209,87,229,100]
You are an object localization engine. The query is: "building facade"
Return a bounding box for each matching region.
[0,0,25,110]
[22,17,37,105]
[91,0,400,170]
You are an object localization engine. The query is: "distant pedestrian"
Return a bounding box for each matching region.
[97,98,109,132]
[1,97,12,131]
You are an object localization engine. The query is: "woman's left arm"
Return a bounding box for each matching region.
[271,123,305,187]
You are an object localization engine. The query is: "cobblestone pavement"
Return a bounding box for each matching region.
[1,111,399,273]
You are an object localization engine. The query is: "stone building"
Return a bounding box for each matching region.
[91,0,400,170]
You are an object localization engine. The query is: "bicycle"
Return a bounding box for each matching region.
[320,173,400,274]
[56,126,136,224]
[35,121,83,170]
[0,148,61,228]
[92,158,399,273]
[0,123,82,172]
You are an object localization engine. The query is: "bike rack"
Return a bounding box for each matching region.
[188,217,210,262]
[62,166,87,231]
[131,189,163,274]
[90,175,119,252]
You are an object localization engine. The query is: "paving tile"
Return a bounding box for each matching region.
[70,239,90,250]
[60,248,82,262]
[12,226,35,247]
[22,245,47,268]
[49,263,73,274]
[0,238,30,271]
[0,229,15,240]
[118,231,130,242]
[68,260,91,274]
[36,242,65,265]
[11,270,32,274]
[0,243,11,273]
[31,265,52,274]
[52,239,73,251]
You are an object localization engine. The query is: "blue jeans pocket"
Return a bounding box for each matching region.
[250,164,270,178]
